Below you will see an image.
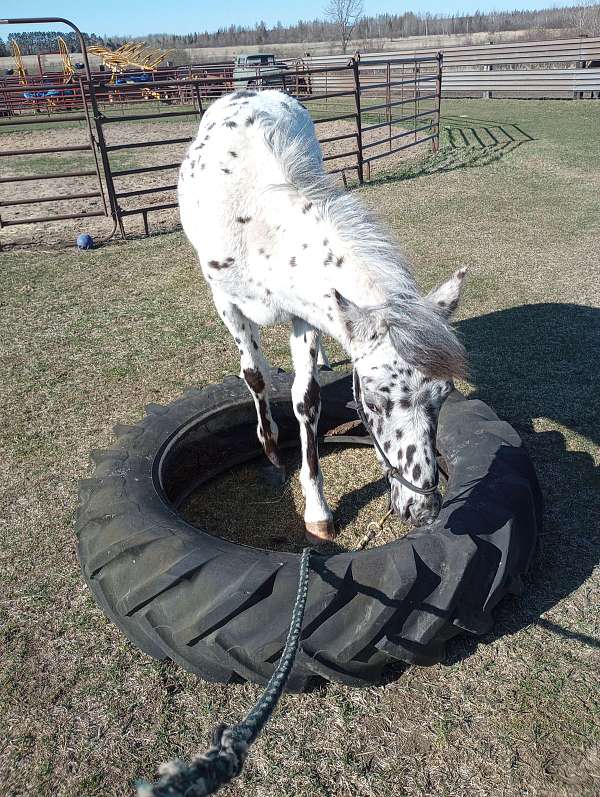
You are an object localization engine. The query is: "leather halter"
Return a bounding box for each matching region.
[352,368,440,497]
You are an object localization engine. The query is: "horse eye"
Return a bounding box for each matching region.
[365,400,380,414]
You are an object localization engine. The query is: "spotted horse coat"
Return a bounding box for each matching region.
[178,88,467,543]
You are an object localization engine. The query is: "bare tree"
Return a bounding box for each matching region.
[325,0,364,53]
[575,0,600,37]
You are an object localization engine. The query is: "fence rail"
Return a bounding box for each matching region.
[305,36,600,67]
[303,36,600,97]
[443,67,600,92]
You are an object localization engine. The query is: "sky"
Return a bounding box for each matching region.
[0,0,579,39]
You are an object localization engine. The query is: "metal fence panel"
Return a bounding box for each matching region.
[1,18,442,244]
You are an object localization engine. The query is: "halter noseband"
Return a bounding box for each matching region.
[352,368,439,497]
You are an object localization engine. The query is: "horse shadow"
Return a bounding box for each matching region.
[317,302,599,682]
[367,117,534,184]
[443,302,600,661]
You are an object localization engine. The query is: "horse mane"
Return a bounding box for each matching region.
[260,103,467,379]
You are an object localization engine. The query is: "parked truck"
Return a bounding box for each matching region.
[232,53,289,89]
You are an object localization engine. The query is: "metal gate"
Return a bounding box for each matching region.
[0,16,442,246]
[0,17,116,245]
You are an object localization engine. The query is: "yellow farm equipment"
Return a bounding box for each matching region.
[89,41,172,83]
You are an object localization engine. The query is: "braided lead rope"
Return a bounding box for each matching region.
[136,546,312,797]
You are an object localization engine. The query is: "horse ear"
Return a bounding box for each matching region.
[333,290,382,343]
[426,267,467,319]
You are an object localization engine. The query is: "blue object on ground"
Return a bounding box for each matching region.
[76,233,94,250]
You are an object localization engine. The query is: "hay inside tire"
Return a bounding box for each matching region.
[76,369,542,691]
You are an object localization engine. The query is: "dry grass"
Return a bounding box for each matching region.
[1,99,599,797]
[182,444,416,553]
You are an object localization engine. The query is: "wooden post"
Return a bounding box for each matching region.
[484,39,494,99]
[483,64,493,99]
[575,60,584,100]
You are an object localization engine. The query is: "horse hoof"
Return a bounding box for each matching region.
[304,519,336,545]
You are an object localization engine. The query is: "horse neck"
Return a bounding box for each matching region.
[264,189,389,338]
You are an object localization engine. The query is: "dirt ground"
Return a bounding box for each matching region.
[1,99,599,797]
[0,101,432,247]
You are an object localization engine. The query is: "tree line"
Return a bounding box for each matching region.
[0,4,598,57]
[0,31,104,56]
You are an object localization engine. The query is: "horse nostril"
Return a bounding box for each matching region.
[410,508,425,525]
[409,499,441,526]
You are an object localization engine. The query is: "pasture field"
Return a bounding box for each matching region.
[1,99,599,796]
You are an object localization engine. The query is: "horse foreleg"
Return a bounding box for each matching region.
[290,317,335,543]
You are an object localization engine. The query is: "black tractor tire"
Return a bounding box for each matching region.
[76,369,541,691]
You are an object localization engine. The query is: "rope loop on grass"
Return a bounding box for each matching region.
[136,546,312,797]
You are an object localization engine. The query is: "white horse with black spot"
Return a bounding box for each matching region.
[179,89,467,544]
